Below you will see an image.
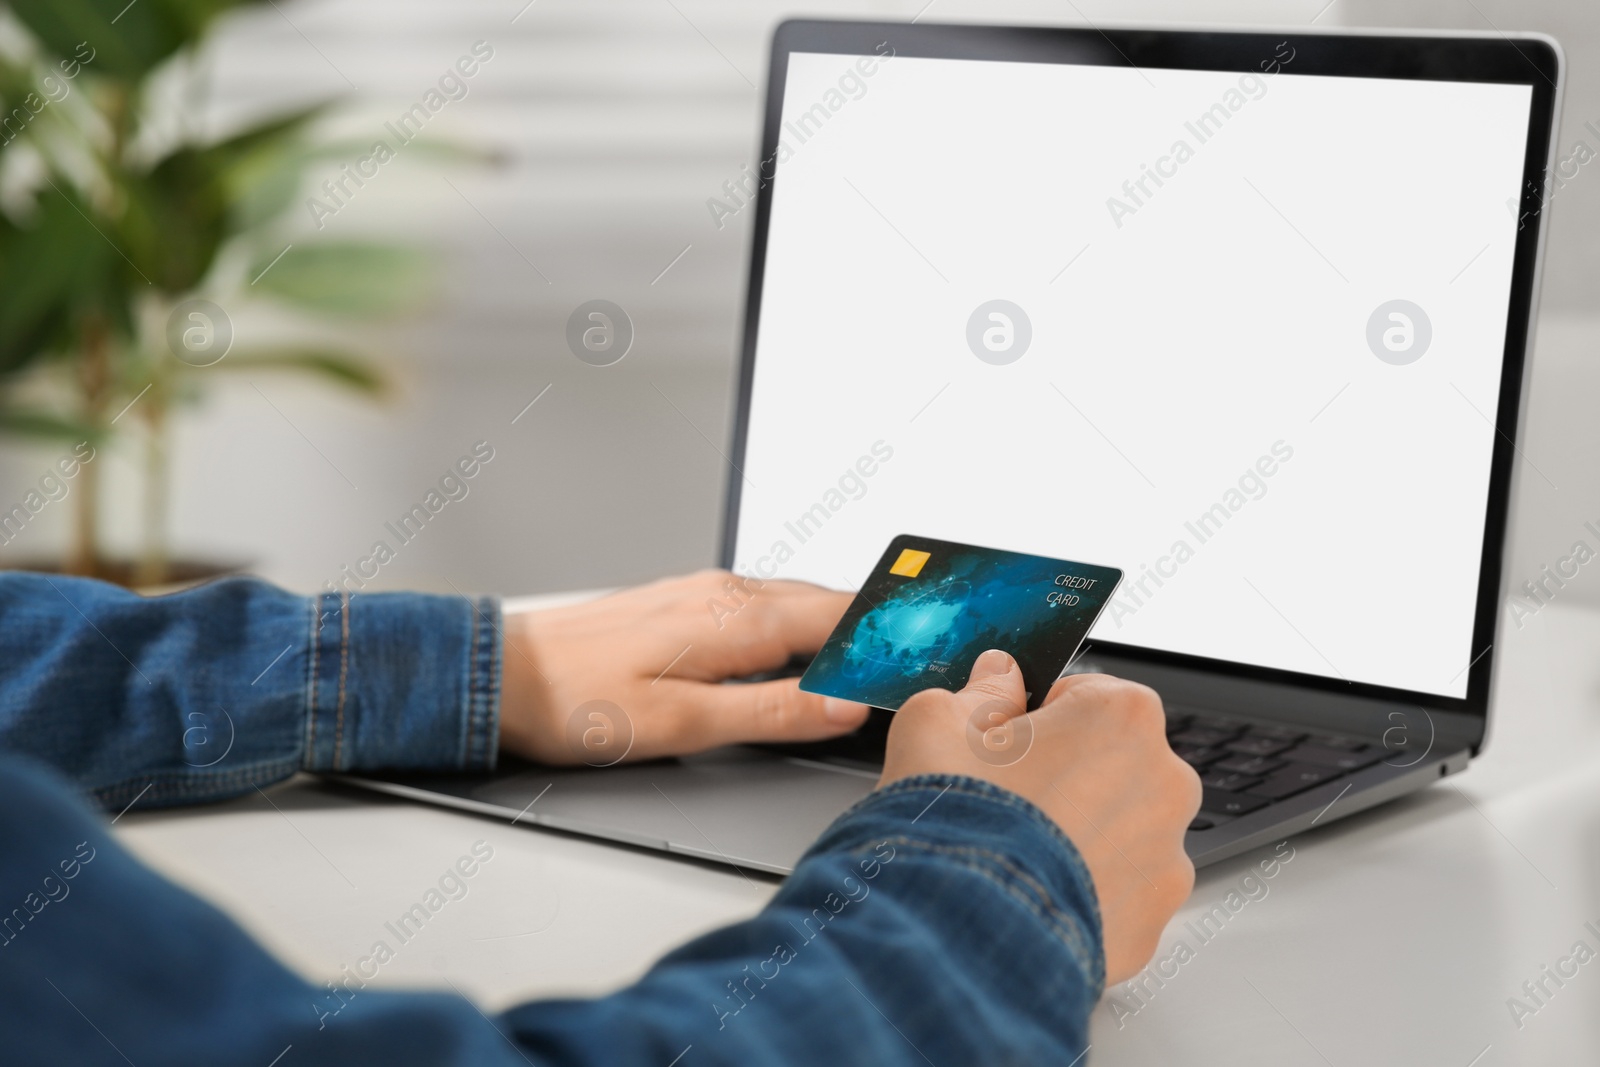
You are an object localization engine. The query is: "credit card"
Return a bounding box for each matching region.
[800,535,1122,712]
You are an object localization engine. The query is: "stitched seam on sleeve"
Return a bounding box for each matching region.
[304,596,319,768]
[876,836,1100,981]
[878,778,1070,845]
[94,757,304,809]
[875,837,1076,934]
[835,833,1065,916]
[477,597,503,769]
[334,589,350,768]
[485,598,501,767]
[857,777,1104,899]
[466,596,480,766]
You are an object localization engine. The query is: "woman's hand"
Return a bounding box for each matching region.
[880,649,1199,985]
[499,570,870,765]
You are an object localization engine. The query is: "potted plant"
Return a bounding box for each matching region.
[0,0,435,586]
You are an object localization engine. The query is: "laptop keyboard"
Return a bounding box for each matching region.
[1166,708,1385,831]
[775,705,1385,833]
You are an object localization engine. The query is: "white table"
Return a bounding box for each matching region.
[116,593,1600,1065]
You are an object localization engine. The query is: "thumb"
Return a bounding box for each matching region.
[961,649,1028,717]
[958,650,1030,742]
[897,648,1028,736]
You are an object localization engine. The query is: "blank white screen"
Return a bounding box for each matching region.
[733,50,1533,698]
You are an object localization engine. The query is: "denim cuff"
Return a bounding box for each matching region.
[803,773,1107,995]
[302,591,501,773]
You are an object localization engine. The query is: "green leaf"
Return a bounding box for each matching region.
[0,408,102,441]
[119,106,334,294]
[302,136,505,167]
[228,150,311,233]
[0,183,132,375]
[119,147,230,293]
[246,243,433,317]
[234,135,500,236]
[0,56,37,104]
[206,104,333,232]
[206,102,330,162]
[6,0,266,83]
[212,347,387,395]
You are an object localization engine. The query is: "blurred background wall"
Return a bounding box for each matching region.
[1,0,1596,603]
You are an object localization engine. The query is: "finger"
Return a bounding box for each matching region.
[686,583,855,678]
[1034,673,1165,739]
[729,582,854,650]
[655,677,871,753]
[1042,671,1111,706]
[1041,670,1162,711]
[723,577,850,598]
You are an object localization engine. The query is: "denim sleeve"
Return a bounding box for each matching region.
[498,773,1105,1064]
[0,573,500,810]
[1,760,1101,1065]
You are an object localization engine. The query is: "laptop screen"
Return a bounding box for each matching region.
[729,36,1543,701]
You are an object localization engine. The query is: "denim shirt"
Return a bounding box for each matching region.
[0,573,1104,1065]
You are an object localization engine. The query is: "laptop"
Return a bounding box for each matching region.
[341,20,1562,874]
